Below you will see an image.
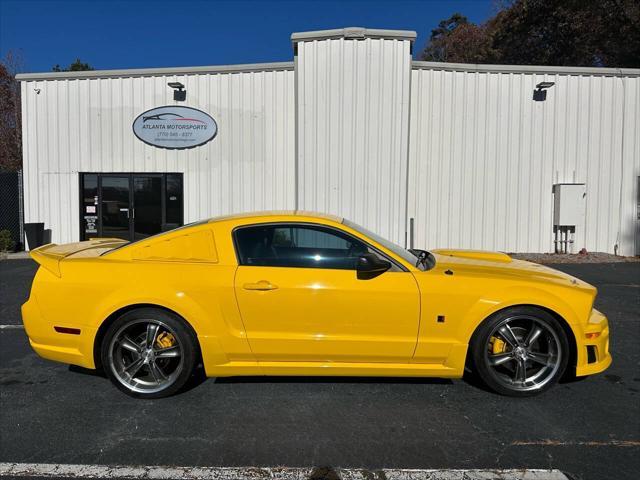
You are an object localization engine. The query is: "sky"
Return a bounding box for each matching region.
[0,0,494,73]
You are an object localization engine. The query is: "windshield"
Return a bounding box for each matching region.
[342,219,429,270]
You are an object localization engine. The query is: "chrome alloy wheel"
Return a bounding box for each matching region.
[108,319,184,394]
[484,315,562,392]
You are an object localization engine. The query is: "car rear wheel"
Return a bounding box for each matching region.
[101,308,199,399]
[470,306,569,397]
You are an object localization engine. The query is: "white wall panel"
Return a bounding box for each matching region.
[408,65,639,255]
[621,76,640,256]
[296,35,413,245]
[20,66,295,245]
[18,39,639,256]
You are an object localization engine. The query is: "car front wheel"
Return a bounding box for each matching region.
[470,306,569,397]
[101,308,199,399]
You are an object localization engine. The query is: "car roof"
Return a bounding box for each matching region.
[206,210,344,224]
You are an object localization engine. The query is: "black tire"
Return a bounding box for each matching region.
[470,306,569,397]
[101,308,199,399]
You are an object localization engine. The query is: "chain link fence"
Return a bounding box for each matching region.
[0,170,25,251]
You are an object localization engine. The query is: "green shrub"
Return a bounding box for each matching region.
[0,230,15,252]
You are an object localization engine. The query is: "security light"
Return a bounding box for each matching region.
[168,82,186,101]
[533,81,555,101]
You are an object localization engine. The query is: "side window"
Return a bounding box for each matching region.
[235,224,371,269]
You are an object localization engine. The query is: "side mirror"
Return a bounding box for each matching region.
[356,253,391,280]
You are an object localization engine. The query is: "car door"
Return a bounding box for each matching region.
[233,222,420,363]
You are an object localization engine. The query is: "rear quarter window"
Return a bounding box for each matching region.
[131,229,218,263]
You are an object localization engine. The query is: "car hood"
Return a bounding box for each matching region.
[430,249,594,291]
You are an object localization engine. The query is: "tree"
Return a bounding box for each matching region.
[421,13,472,62]
[0,51,23,172]
[420,0,640,68]
[52,58,94,72]
[490,0,640,67]
[422,15,495,64]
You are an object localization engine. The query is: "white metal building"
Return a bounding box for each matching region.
[17,27,640,255]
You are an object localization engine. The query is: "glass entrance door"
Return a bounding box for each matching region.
[133,175,163,240]
[80,173,183,242]
[101,176,131,240]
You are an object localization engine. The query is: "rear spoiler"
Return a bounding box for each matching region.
[29,238,128,277]
[29,244,66,277]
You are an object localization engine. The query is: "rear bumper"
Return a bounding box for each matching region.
[21,297,96,369]
[575,309,612,377]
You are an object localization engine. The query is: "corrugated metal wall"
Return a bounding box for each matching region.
[18,35,639,255]
[296,37,413,245]
[407,65,640,255]
[20,66,296,245]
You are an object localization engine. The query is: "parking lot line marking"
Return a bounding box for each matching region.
[0,463,570,480]
[0,324,24,329]
[512,439,640,447]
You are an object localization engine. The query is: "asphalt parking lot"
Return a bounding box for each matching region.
[0,259,638,480]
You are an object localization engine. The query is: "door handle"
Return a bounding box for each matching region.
[243,280,278,291]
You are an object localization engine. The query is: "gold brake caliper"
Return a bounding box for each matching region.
[490,336,507,355]
[156,332,176,349]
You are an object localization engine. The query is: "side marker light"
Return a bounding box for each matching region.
[54,326,81,335]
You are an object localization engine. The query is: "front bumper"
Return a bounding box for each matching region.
[575,308,612,377]
[21,296,96,369]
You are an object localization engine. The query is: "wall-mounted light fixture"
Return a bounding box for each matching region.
[533,81,555,102]
[168,82,186,101]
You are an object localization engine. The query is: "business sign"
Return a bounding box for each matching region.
[132,106,217,150]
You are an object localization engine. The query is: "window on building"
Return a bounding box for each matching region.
[81,174,99,237]
[165,174,183,226]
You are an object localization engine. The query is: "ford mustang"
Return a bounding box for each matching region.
[22,211,611,398]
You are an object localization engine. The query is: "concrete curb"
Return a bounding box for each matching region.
[0,463,571,480]
[1,251,30,260]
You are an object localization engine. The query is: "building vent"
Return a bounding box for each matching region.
[553,183,586,253]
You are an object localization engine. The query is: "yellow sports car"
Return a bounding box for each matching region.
[22,211,611,398]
